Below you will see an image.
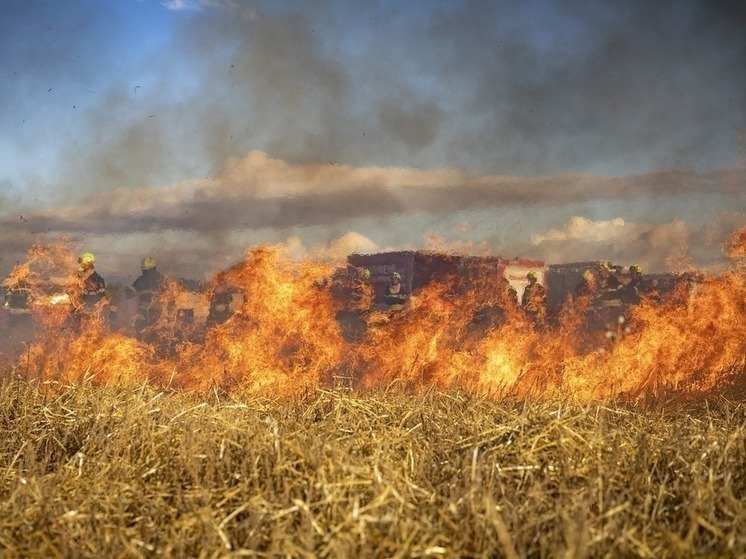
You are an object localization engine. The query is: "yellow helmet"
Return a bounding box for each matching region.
[78,252,96,267]
[526,271,538,281]
[141,256,157,271]
[360,268,371,281]
[630,264,642,275]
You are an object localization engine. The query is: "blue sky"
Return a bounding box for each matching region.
[1,0,744,279]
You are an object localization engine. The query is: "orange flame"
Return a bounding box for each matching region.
[4,238,745,402]
[724,225,746,261]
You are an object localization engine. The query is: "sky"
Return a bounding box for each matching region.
[1,0,744,282]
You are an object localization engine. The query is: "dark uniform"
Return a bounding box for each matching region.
[80,269,106,307]
[597,271,623,317]
[72,265,106,330]
[331,267,372,342]
[3,281,33,330]
[620,276,642,306]
[594,265,626,344]
[504,279,518,306]
[384,273,408,309]
[3,282,32,316]
[348,269,373,312]
[472,277,519,331]
[207,287,234,325]
[132,267,163,331]
[521,274,546,322]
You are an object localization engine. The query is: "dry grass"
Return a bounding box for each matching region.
[1,379,745,558]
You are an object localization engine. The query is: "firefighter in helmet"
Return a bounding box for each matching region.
[77,252,106,307]
[575,268,596,298]
[593,261,626,345]
[621,264,643,306]
[384,271,408,310]
[597,261,622,293]
[2,278,33,329]
[596,262,623,313]
[206,273,236,326]
[335,267,373,342]
[502,276,518,306]
[70,251,106,329]
[131,256,164,332]
[350,268,373,312]
[521,271,546,322]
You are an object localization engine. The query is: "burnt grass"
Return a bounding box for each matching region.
[1,380,745,558]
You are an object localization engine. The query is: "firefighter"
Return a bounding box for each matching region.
[621,264,643,306]
[206,274,235,326]
[595,262,626,344]
[684,273,700,316]
[521,271,546,322]
[502,276,518,306]
[2,278,33,328]
[597,261,622,294]
[472,276,518,331]
[575,269,596,298]
[130,256,164,332]
[384,271,408,310]
[335,267,373,342]
[595,262,623,311]
[71,252,106,330]
[77,252,106,307]
[350,268,373,312]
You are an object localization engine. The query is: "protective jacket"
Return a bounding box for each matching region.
[4,283,32,314]
[521,282,546,311]
[80,270,106,306]
[132,269,163,310]
[384,283,408,308]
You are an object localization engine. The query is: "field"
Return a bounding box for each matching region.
[2,379,745,558]
[1,243,744,556]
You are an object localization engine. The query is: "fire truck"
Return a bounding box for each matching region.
[346,251,547,306]
[347,251,498,306]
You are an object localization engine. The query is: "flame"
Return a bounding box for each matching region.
[3,237,745,402]
[724,225,746,261]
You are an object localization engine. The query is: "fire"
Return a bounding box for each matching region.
[157,246,346,395]
[2,239,745,402]
[724,225,746,261]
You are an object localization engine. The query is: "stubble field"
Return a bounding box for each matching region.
[1,379,744,558]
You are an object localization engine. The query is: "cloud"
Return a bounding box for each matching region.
[531,216,630,245]
[527,216,692,272]
[6,151,742,239]
[248,231,381,265]
[313,232,380,260]
[0,148,742,281]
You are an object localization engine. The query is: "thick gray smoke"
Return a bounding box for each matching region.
[40,0,746,198]
[1,0,744,279]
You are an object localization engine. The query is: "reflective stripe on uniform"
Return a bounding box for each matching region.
[8,308,31,315]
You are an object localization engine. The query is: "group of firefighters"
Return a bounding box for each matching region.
[1,252,163,334]
[330,260,646,328]
[2,249,650,347]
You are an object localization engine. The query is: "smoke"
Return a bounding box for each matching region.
[0,149,741,277]
[524,214,746,272]
[1,1,744,279]
[12,0,738,204]
[527,217,690,271]
[5,151,741,237]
